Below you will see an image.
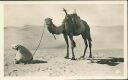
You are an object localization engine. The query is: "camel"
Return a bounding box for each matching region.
[44,8,92,60]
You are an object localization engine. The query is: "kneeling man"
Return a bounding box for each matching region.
[12,44,33,64]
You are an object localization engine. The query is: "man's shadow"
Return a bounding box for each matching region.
[29,60,47,64]
[88,57,124,66]
[15,59,47,64]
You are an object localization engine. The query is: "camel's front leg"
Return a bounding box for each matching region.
[69,35,76,60]
[63,34,69,59]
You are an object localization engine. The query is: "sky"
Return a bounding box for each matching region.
[4,4,124,27]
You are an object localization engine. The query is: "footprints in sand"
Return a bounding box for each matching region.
[5,50,124,76]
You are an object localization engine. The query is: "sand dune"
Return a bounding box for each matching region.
[4,25,123,50]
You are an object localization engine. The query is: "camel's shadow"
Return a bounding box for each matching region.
[88,57,124,66]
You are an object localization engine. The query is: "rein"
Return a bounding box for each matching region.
[32,23,46,56]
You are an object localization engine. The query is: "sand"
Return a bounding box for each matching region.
[4,25,124,77]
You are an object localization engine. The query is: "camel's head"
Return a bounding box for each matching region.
[44,17,53,33]
[44,17,56,39]
[44,17,53,26]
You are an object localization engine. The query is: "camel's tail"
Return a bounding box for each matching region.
[82,20,92,41]
[88,31,92,41]
[87,31,92,41]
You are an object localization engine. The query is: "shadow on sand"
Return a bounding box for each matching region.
[15,60,48,64]
[89,57,124,66]
[29,60,47,64]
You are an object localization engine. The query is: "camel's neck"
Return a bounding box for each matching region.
[47,23,64,35]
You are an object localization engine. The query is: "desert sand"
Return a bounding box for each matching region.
[4,25,124,77]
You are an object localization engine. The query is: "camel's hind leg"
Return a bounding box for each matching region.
[80,34,88,59]
[88,40,92,58]
[80,33,92,59]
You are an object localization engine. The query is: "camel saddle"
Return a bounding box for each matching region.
[70,13,82,27]
[63,13,87,35]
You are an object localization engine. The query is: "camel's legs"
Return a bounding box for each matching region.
[86,31,92,58]
[63,34,69,59]
[82,38,88,58]
[88,40,92,58]
[69,35,76,60]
